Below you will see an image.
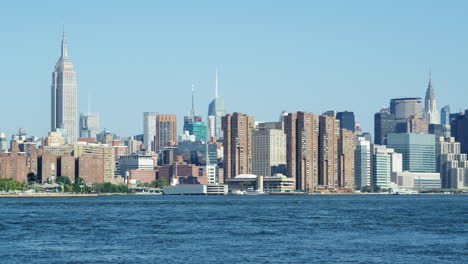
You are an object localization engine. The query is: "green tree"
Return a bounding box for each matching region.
[56,176,71,185]
[155,179,169,188]
[27,172,38,183]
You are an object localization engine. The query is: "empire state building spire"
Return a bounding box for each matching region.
[61,31,68,59]
[423,71,439,124]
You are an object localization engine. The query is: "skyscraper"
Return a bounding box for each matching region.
[387,133,436,173]
[222,113,255,179]
[336,111,355,132]
[338,129,355,190]
[51,32,77,143]
[208,70,225,139]
[155,115,177,152]
[252,123,286,177]
[319,115,340,188]
[143,112,158,152]
[390,98,423,121]
[374,108,396,145]
[284,112,319,191]
[355,137,371,188]
[423,74,439,124]
[79,112,100,139]
[441,105,450,125]
[450,110,468,154]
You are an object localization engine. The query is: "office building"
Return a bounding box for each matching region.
[441,105,450,125]
[450,110,468,154]
[79,112,100,139]
[394,172,441,190]
[372,145,399,189]
[390,97,423,121]
[423,74,439,124]
[437,137,468,189]
[284,112,319,191]
[252,124,286,177]
[387,133,436,173]
[355,137,371,188]
[143,112,158,152]
[183,116,207,142]
[336,111,355,132]
[118,155,155,179]
[207,70,225,139]
[374,108,396,145]
[51,32,77,143]
[222,113,255,179]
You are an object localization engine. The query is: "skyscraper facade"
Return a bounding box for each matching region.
[423,75,439,124]
[207,70,225,139]
[252,124,286,177]
[338,129,355,190]
[441,105,450,125]
[51,33,77,143]
[390,98,423,121]
[284,112,319,191]
[374,108,396,145]
[387,133,436,173]
[155,115,177,152]
[318,115,339,189]
[79,112,100,139]
[355,137,371,188]
[222,113,255,179]
[336,111,355,132]
[143,112,158,152]
[450,110,468,154]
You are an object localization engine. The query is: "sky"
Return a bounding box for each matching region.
[0,0,467,138]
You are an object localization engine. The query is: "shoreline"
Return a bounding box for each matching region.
[0,192,465,198]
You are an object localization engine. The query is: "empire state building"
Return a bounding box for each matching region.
[51,33,77,143]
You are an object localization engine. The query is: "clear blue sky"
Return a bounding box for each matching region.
[1,0,467,138]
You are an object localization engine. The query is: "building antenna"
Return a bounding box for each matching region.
[191,84,195,120]
[215,68,218,98]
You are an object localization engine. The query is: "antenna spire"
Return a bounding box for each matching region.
[61,27,68,59]
[215,68,218,98]
[191,84,195,120]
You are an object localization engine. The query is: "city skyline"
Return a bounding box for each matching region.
[1,1,468,138]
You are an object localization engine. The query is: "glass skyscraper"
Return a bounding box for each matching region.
[387,133,436,173]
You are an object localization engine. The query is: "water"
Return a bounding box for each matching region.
[0,195,466,264]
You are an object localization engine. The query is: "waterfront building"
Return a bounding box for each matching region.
[355,137,371,188]
[423,74,440,124]
[222,113,255,179]
[118,155,155,179]
[387,133,436,173]
[79,112,100,139]
[338,129,355,190]
[393,172,441,190]
[284,112,319,191]
[450,110,468,154]
[252,123,286,177]
[207,70,225,139]
[318,115,340,189]
[51,32,77,143]
[371,145,401,189]
[336,111,355,132]
[437,137,468,189]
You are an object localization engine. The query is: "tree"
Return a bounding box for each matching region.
[56,176,71,185]
[155,179,169,188]
[27,172,38,183]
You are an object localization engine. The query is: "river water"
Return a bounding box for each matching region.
[0,195,466,263]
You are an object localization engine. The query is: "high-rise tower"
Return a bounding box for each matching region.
[208,69,225,139]
[51,32,77,143]
[424,73,439,124]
